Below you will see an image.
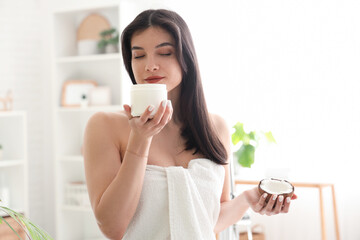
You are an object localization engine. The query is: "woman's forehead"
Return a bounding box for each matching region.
[131,27,175,48]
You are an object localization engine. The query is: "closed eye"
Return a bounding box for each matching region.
[160,53,172,56]
[134,55,145,59]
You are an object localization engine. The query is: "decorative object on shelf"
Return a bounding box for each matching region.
[97,28,119,54]
[0,204,54,240]
[89,86,111,106]
[77,40,99,56]
[0,144,3,161]
[61,80,97,107]
[77,13,111,56]
[80,94,89,108]
[0,90,13,111]
[64,182,90,207]
[232,122,276,168]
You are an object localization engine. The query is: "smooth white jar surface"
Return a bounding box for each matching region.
[131,84,167,117]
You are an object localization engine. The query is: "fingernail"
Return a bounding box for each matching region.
[167,100,172,108]
[273,195,278,201]
[286,197,291,203]
[148,105,154,111]
[162,100,167,107]
[279,195,284,202]
[263,193,268,199]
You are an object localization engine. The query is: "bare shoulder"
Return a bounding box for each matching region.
[209,113,231,164]
[86,111,129,133]
[85,110,130,147]
[87,110,128,127]
[209,113,230,137]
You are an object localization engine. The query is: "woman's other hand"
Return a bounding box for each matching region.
[123,100,173,139]
[244,187,297,216]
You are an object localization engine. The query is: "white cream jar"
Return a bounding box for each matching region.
[130,84,167,117]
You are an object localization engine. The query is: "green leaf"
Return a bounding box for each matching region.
[232,122,246,145]
[97,39,108,49]
[234,144,255,168]
[100,28,118,38]
[264,131,276,143]
[1,206,54,240]
[248,131,256,140]
[108,35,119,45]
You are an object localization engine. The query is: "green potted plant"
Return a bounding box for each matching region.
[232,122,276,168]
[98,28,119,54]
[0,202,53,240]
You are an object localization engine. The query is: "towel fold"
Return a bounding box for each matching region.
[123,158,225,240]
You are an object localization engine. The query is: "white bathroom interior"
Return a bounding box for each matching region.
[0,0,359,239]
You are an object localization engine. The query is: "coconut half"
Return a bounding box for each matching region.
[258,178,294,202]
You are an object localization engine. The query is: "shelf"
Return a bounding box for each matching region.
[0,160,25,168]
[62,205,92,212]
[57,53,120,63]
[52,2,123,239]
[58,105,122,113]
[0,111,25,118]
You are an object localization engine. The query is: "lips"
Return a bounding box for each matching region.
[145,76,164,83]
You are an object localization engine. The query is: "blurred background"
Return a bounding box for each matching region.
[0,0,359,239]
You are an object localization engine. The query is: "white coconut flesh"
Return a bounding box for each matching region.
[260,179,293,195]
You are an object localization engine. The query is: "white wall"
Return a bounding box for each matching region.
[227,2,360,239]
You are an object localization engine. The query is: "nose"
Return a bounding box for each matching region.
[145,57,159,72]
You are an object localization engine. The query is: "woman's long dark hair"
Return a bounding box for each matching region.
[121,9,227,165]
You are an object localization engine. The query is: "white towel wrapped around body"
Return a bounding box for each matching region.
[122,158,225,240]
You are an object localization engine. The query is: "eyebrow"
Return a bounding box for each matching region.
[131,42,174,51]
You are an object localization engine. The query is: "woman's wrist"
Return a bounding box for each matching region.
[239,191,251,209]
[126,130,153,157]
[125,149,148,158]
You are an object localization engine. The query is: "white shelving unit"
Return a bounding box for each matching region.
[0,111,28,217]
[50,1,138,239]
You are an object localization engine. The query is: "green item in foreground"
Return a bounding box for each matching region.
[0,203,54,240]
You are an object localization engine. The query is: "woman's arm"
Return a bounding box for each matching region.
[214,186,293,233]
[214,191,250,233]
[84,101,172,239]
[212,115,296,233]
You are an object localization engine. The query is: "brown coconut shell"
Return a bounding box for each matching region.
[258,178,294,202]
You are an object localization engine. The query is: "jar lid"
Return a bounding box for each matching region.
[131,84,166,91]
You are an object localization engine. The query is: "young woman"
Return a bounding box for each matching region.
[83,9,295,240]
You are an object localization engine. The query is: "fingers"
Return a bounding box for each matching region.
[261,195,293,215]
[123,104,133,119]
[150,100,168,125]
[261,194,278,215]
[138,105,155,124]
[125,100,173,139]
[281,197,292,213]
[273,195,284,214]
[147,100,172,127]
[253,193,268,212]
[159,100,173,125]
